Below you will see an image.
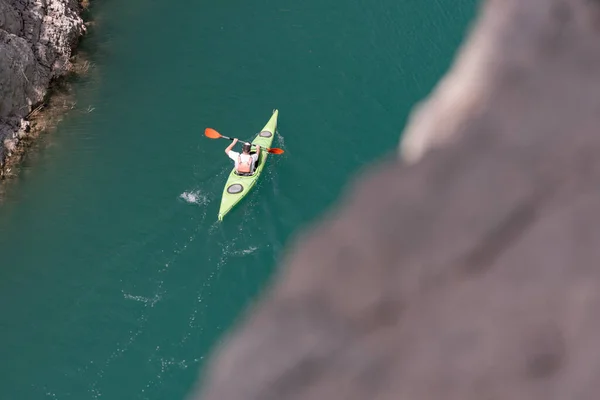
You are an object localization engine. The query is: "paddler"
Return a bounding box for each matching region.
[225,138,260,176]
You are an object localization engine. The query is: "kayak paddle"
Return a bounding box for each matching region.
[204,128,284,154]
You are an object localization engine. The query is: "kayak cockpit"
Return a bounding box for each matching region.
[234,151,260,177]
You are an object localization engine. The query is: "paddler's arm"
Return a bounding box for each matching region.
[254,145,261,162]
[225,138,238,155]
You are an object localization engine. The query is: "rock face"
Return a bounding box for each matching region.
[190,0,600,399]
[0,0,85,165]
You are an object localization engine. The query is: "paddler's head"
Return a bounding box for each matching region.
[242,143,251,154]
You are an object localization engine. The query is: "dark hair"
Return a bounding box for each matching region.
[242,143,251,153]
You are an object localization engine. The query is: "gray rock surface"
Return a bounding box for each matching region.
[190,0,600,399]
[0,0,84,163]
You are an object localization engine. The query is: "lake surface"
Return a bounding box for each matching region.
[0,0,477,398]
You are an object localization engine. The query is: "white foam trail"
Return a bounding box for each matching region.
[140,357,202,396]
[240,246,258,255]
[179,190,208,205]
[276,130,286,147]
[231,246,258,256]
[122,292,162,307]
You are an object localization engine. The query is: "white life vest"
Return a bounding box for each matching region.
[237,153,253,173]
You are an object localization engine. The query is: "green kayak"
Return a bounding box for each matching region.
[217,109,279,221]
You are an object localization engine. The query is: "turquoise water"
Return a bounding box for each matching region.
[0,0,477,398]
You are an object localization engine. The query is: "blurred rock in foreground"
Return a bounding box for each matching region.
[190,0,600,399]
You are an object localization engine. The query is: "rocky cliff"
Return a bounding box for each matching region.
[190,0,600,399]
[0,0,85,173]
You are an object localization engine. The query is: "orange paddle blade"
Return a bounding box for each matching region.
[267,148,285,154]
[204,128,222,139]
